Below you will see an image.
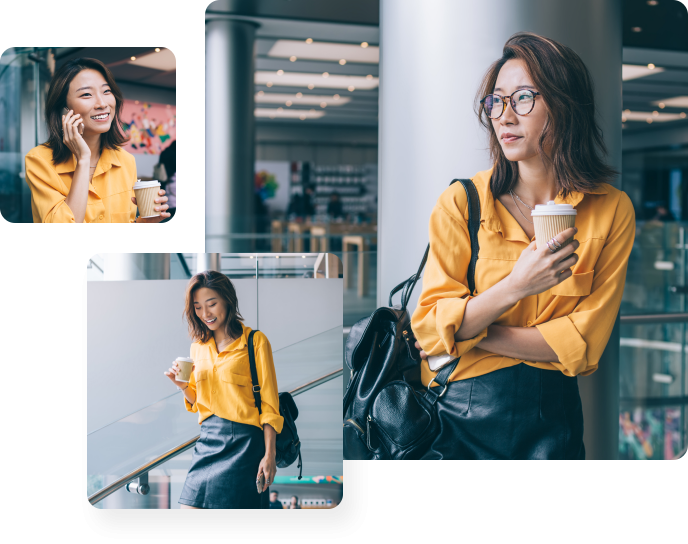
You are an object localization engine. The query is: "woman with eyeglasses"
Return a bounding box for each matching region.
[411,32,635,459]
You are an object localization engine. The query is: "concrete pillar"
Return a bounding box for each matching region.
[205,16,258,252]
[379,0,622,459]
[103,254,170,281]
[196,253,221,274]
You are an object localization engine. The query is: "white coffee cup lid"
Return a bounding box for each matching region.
[133,179,161,190]
[531,201,577,216]
[175,357,194,363]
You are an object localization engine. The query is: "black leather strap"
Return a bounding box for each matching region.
[394,178,481,310]
[248,330,263,415]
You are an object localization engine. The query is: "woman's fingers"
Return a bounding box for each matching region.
[131,197,137,205]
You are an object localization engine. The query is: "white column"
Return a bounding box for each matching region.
[379,0,622,459]
[206,16,258,252]
[104,254,171,281]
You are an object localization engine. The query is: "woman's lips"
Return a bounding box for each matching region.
[205,317,217,324]
[502,135,521,143]
[90,113,110,122]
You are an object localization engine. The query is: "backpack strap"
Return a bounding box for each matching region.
[247,330,263,415]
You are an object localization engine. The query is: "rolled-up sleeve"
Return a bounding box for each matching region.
[256,335,284,433]
[183,370,198,413]
[25,152,76,223]
[536,193,636,377]
[412,201,488,358]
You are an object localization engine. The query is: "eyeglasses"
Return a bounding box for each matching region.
[480,89,541,119]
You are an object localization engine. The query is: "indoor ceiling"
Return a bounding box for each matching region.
[206,0,688,133]
[53,47,176,90]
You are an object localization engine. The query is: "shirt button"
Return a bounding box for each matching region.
[98,214,104,220]
[213,367,217,372]
[212,389,215,394]
[527,321,533,326]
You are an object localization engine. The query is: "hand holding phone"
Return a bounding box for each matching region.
[256,472,265,494]
[62,110,91,162]
[63,107,84,135]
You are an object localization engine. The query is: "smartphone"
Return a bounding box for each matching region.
[427,353,458,372]
[63,107,84,135]
[256,473,265,494]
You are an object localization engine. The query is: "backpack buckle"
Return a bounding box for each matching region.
[253,385,261,392]
[427,377,448,398]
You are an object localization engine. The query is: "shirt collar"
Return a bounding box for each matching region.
[54,147,122,177]
[215,322,250,354]
[476,166,608,242]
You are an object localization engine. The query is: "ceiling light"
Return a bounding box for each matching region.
[320,102,327,108]
[267,82,273,87]
[278,107,283,112]
[255,71,379,90]
[653,96,688,108]
[155,48,161,53]
[310,109,316,114]
[290,56,297,62]
[682,113,687,118]
[361,42,369,48]
[333,94,340,100]
[658,102,665,109]
[647,118,653,123]
[622,116,627,122]
[135,100,139,104]
[306,38,313,44]
[258,91,264,96]
[624,109,631,114]
[339,59,347,65]
[277,70,284,75]
[348,85,355,92]
[296,92,303,98]
[621,110,686,122]
[322,72,329,78]
[256,108,325,120]
[647,0,658,5]
[632,27,642,32]
[622,64,664,81]
[128,48,176,71]
[267,39,379,64]
[366,74,373,80]
[131,56,136,61]
[300,114,306,120]
[648,63,656,69]
[255,93,350,107]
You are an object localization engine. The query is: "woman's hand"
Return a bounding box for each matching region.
[133,189,172,222]
[257,453,277,493]
[163,360,194,388]
[414,341,428,360]
[62,110,90,162]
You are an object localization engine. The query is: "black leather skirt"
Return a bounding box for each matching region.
[422,363,585,460]
[179,415,269,509]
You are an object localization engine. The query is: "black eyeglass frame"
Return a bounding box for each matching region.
[480,90,541,120]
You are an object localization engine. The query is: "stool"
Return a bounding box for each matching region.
[342,235,370,297]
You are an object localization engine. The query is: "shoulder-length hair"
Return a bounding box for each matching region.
[475,32,617,199]
[184,271,244,344]
[44,57,128,165]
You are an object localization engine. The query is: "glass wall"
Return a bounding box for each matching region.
[0,47,51,223]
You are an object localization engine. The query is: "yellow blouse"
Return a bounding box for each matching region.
[411,167,636,386]
[24,145,138,223]
[184,323,284,433]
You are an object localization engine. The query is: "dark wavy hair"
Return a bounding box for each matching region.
[475,32,618,199]
[184,271,244,344]
[44,57,128,165]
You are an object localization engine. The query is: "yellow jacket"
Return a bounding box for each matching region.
[24,145,137,223]
[411,167,636,386]
[185,323,284,433]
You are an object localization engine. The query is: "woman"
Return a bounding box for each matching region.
[164,271,283,508]
[24,57,170,223]
[411,32,635,460]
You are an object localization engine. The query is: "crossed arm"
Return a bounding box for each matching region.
[476,324,559,363]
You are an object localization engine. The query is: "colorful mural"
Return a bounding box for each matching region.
[121,100,176,155]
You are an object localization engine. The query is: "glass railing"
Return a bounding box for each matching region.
[88,326,343,508]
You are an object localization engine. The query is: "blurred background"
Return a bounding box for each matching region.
[205,0,688,460]
[0,46,176,223]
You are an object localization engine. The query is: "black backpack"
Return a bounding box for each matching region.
[343,179,480,459]
[248,330,303,479]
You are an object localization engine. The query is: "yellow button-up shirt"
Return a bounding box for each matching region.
[185,323,284,433]
[412,167,636,386]
[24,145,138,223]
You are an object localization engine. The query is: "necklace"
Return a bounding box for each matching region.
[216,335,234,350]
[509,190,533,224]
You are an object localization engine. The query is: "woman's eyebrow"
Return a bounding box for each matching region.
[493,84,538,92]
[75,83,110,92]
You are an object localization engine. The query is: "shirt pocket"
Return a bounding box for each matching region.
[551,270,594,297]
[220,369,254,407]
[194,369,209,397]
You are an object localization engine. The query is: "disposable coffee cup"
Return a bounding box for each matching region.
[531,201,577,251]
[175,357,194,383]
[133,179,161,218]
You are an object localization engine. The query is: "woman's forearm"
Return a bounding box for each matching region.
[477,324,559,363]
[454,276,520,341]
[64,159,90,223]
[263,424,277,456]
[181,386,196,406]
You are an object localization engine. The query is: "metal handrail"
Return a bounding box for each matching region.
[175,253,192,278]
[88,367,343,505]
[619,313,688,325]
